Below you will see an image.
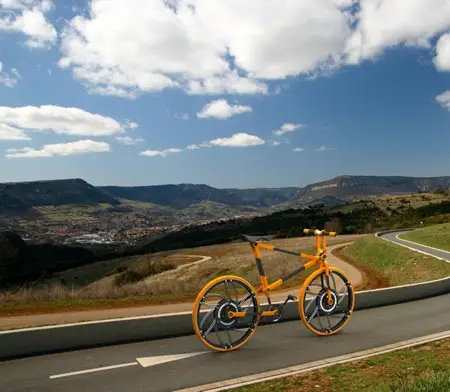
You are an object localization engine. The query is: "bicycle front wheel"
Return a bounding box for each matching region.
[192,275,260,352]
[298,267,355,336]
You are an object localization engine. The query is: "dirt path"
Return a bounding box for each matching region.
[0,243,362,331]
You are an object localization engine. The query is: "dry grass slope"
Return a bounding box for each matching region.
[0,235,360,315]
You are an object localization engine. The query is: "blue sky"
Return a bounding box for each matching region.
[1,0,450,188]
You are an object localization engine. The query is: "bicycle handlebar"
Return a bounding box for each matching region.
[303,228,337,237]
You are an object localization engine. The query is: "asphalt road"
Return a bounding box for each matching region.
[379,230,450,262]
[0,231,449,392]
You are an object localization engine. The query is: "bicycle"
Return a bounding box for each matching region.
[192,228,355,352]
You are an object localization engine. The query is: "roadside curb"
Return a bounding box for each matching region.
[1,229,449,361]
[174,329,450,391]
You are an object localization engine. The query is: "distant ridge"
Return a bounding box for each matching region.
[0,175,449,214]
[0,178,119,213]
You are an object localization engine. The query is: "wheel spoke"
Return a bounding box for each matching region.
[230,281,239,302]
[300,270,353,336]
[193,277,259,351]
[326,313,332,329]
[199,306,217,329]
[204,319,216,337]
[224,281,232,300]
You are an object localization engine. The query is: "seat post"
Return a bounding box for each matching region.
[251,243,266,277]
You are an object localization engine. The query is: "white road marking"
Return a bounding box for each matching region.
[174,329,450,392]
[376,231,446,261]
[6,233,448,336]
[49,351,208,380]
[137,352,207,367]
[395,234,450,257]
[49,362,138,379]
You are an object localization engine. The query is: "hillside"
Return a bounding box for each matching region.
[139,191,450,254]
[1,175,449,216]
[0,190,448,287]
[100,183,249,209]
[100,184,301,208]
[0,178,119,214]
[274,175,450,210]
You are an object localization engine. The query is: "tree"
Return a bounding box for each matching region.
[325,218,341,233]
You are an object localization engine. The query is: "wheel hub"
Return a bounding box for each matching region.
[318,289,338,313]
[216,300,239,326]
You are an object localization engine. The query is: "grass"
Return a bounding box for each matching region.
[0,235,362,316]
[342,235,450,287]
[372,192,450,214]
[399,223,450,252]
[230,337,450,392]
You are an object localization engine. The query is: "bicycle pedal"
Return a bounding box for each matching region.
[287,295,297,301]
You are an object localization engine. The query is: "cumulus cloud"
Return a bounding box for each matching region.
[187,133,265,150]
[0,61,20,87]
[5,139,111,158]
[197,99,252,119]
[436,90,450,111]
[269,140,281,146]
[0,0,57,49]
[0,105,135,136]
[208,133,265,147]
[116,136,144,145]
[0,123,30,140]
[273,123,305,136]
[434,33,450,72]
[186,71,268,95]
[57,0,353,97]
[140,148,183,157]
[293,147,305,152]
[344,0,450,65]
[55,0,450,97]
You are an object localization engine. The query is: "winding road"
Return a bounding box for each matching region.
[0,231,449,392]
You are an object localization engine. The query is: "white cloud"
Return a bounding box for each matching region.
[316,145,336,152]
[116,136,144,145]
[434,33,450,72]
[344,0,450,65]
[0,1,57,49]
[0,1,53,11]
[186,142,211,150]
[5,139,110,158]
[187,133,265,149]
[293,147,305,152]
[436,90,450,111]
[197,99,252,119]
[273,123,305,136]
[58,0,353,97]
[0,61,20,87]
[0,123,30,140]
[208,133,265,147]
[186,71,268,95]
[140,148,182,157]
[269,140,281,146]
[0,105,135,136]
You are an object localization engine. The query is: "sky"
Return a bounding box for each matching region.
[0,0,450,189]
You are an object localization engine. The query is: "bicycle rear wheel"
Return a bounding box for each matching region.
[298,267,355,336]
[192,275,260,352]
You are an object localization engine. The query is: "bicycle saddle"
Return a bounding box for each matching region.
[240,234,274,243]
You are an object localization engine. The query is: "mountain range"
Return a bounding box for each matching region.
[0,175,449,215]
